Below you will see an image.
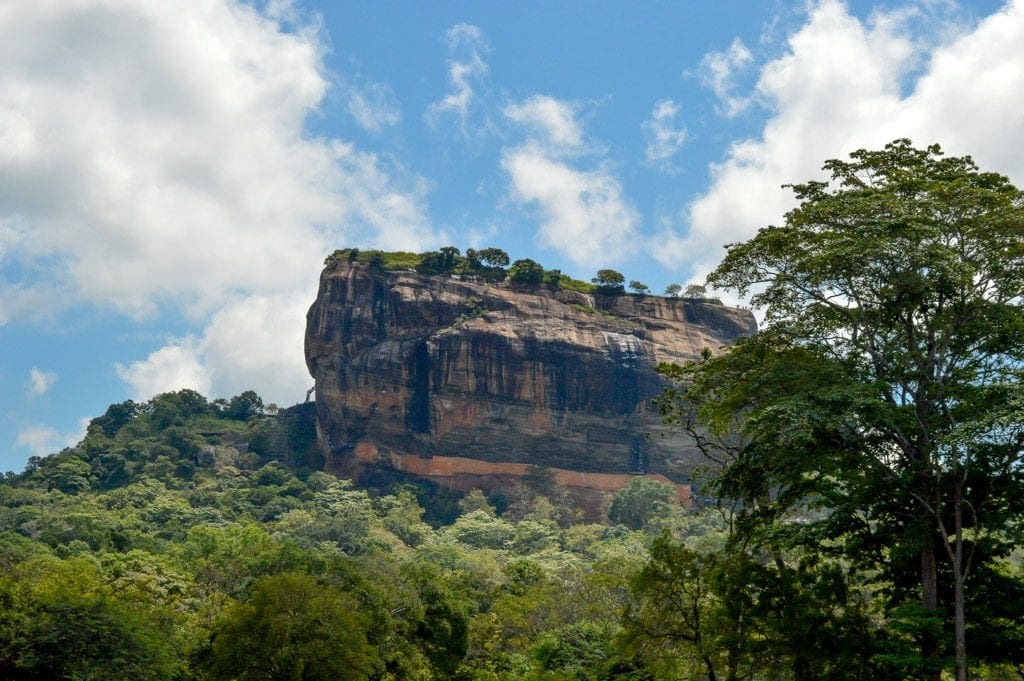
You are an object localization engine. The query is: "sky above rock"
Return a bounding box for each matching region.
[2,0,1021,472]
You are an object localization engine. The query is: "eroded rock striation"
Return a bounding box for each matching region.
[305,260,756,500]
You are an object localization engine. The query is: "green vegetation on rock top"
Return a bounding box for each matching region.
[324,246,679,297]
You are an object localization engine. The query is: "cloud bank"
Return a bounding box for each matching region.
[661,0,1024,284]
[502,95,640,268]
[0,0,439,403]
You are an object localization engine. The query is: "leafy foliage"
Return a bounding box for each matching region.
[592,269,626,294]
[658,140,1024,680]
[552,272,598,293]
[508,258,546,284]
[682,284,706,298]
[0,556,181,680]
[608,477,677,531]
[0,391,699,680]
[208,572,378,680]
[623,536,881,681]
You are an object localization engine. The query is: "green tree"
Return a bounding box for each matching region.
[683,284,706,298]
[664,283,682,297]
[659,140,1024,680]
[531,620,617,679]
[592,269,625,294]
[225,390,264,420]
[0,556,179,680]
[417,246,463,274]
[43,456,92,494]
[629,280,650,295]
[458,489,497,517]
[477,247,511,269]
[463,246,510,281]
[463,247,482,270]
[150,397,184,429]
[608,477,677,531]
[622,537,749,681]
[443,510,515,549]
[91,400,142,437]
[174,388,210,416]
[407,570,470,677]
[508,258,546,284]
[624,537,879,681]
[208,572,378,680]
[379,489,432,547]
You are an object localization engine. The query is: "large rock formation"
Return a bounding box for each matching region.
[305,260,756,501]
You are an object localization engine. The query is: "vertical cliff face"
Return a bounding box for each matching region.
[305,260,756,489]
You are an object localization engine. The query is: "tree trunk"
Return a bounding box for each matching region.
[921,544,942,681]
[953,564,967,681]
[702,655,718,681]
[952,487,967,681]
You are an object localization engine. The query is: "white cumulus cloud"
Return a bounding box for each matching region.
[117,290,314,401]
[116,339,212,400]
[26,367,57,398]
[346,80,401,134]
[659,0,1024,286]
[642,99,688,164]
[699,37,755,117]
[0,0,440,404]
[426,23,489,128]
[502,95,640,268]
[505,96,584,151]
[16,420,86,458]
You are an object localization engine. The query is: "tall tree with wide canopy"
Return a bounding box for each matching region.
[659,140,1024,680]
[208,572,378,680]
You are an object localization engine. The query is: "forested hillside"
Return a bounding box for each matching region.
[0,389,721,680]
[3,387,1021,680]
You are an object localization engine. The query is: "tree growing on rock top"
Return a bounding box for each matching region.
[683,284,706,298]
[417,246,463,275]
[592,269,625,294]
[629,280,649,295]
[477,247,510,269]
[508,258,545,284]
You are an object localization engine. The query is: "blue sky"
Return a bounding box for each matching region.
[2,0,1022,473]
